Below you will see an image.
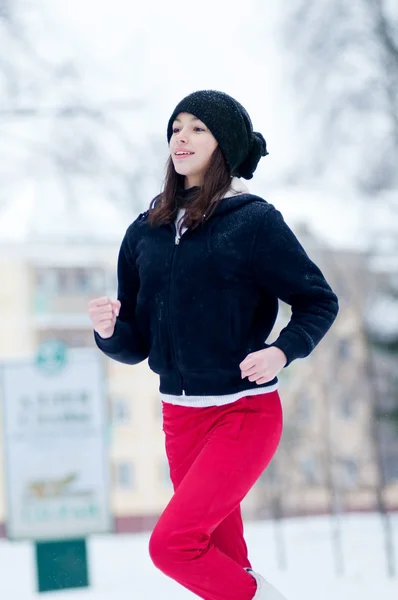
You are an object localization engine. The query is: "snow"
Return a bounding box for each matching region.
[263,184,366,250]
[1,512,397,599]
[0,179,128,243]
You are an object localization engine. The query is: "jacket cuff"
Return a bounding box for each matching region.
[94,325,124,353]
[269,330,313,367]
[93,320,149,365]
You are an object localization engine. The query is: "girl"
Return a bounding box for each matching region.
[88,90,339,600]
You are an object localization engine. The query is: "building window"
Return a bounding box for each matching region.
[339,458,359,488]
[115,462,135,489]
[35,268,58,293]
[296,392,312,425]
[383,454,398,483]
[35,267,106,295]
[104,270,117,296]
[340,395,355,419]
[338,338,351,360]
[37,329,95,348]
[37,329,94,348]
[259,460,278,486]
[112,397,131,424]
[300,456,319,485]
[161,459,173,488]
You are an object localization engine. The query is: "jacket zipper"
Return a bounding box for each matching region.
[167,224,185,394]
[175,222,184,245]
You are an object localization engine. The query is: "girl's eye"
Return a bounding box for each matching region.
[172,126,205,134]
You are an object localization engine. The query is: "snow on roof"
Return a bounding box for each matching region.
[0,179,131,244]
[260,184,397,263]
[0,179,396,258]
[265,184,368,251]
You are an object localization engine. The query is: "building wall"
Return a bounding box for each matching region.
[0,259,35,357]
[0,245,173,535]
[0,241,397,538]
[107,359,173,516]
[243,247,398,520]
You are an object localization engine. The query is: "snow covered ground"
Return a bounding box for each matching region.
[1,512,397,599]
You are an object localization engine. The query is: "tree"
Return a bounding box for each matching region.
[282,0,398,193]
[0,1,163,221]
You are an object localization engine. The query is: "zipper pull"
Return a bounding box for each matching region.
[175,234,180,245]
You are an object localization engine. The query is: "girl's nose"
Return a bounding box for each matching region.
[175,128,188,143]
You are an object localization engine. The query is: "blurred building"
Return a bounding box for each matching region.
[0,213,397,538]
[245,226,398,519]
[0,234,168,536]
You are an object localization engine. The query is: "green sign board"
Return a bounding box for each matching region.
[2,348,111,594]
[2,348,111,542]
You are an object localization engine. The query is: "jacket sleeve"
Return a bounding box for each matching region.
[94,226,149,365]
[250,204,339,366]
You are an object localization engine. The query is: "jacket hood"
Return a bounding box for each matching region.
[211,177,263,217]
[223,177,250,198]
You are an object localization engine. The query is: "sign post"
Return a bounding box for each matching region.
[1,343,111,592]
[35,538,89,593]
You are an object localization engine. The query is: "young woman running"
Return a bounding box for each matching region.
[88,90,339,600]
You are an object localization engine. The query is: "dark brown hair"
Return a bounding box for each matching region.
[147,146,231,231]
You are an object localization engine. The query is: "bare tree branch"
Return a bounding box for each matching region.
[0,97,145,119]
[282,0,398,191]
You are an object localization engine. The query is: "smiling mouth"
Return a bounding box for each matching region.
[175,152,195,158]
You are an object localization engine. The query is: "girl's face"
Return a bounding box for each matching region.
[169,112,218,188]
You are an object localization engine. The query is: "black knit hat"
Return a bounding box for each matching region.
[167,90,268,180]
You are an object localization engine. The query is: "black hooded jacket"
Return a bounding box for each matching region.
[94,192,339,396]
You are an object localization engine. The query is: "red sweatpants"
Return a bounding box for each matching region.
[149,391,283,600]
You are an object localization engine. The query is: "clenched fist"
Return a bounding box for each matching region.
[88,296,121,339]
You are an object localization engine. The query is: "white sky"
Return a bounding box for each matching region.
[2,0,395,250]
[36,0,292,180]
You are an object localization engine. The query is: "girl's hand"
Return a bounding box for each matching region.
[88,296,121,339]
[239,347,287,385]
